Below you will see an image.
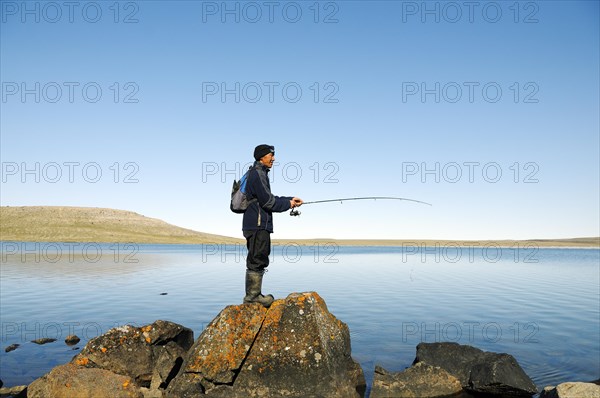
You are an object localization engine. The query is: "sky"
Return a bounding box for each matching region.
[1,0,599,240]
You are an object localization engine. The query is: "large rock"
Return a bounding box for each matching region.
[71,320,193,388]
[27,363,142,398]
[171,292,366,397]
[26,293,364,397]
[414,342,537,396]
[540,382,600,398]
[370,363,463,398]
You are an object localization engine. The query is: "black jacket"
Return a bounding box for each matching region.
[242,161,292,233]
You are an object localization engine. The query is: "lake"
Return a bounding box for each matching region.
[1,242,599,395]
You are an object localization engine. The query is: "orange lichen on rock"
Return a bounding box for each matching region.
[263,300,284,327]
[185,303,267,383]
[75,357,89,366]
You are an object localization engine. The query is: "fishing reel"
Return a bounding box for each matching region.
[290,208,301,216]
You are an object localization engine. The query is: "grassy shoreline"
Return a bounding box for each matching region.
[1,206,598,248]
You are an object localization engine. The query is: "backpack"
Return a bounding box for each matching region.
[230,167,256,213]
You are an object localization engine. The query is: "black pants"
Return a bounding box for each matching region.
[243,229,271,272]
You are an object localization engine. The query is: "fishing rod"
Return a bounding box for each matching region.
[289,196,432,216]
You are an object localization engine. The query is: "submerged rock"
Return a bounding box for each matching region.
[414,342,537,396]
[31,338,56,345]
[65,335,80,345]
[540,382,600,398]
[370,362,463,398]
[4,344,19,353]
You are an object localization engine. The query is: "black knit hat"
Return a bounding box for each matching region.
[254,144,275,160]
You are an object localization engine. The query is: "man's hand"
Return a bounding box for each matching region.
[290,197,303,208]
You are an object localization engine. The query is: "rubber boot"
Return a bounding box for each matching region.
[243,270,274,308]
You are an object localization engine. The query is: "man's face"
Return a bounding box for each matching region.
[259,152,275,168]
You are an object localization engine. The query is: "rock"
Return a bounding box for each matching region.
[370,362,463,398]
[414,342,537,396]
[235,292,365,397]
[469,353,538,396]
[31,338,56,345]
[150,341,186,390]
[65,335,80,345]
[539,382,600,398]
[0,385,27,398]
[5,344,19,353]
[172,292,366,398]
[27,363,142,398]
[163,372,205,397]
[413,342,483,385]
[25,292,364,397]
[139,386,165,398]
[71,320,193,388]
[184,303,267,385]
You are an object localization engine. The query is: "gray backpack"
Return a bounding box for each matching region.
[230,168,255,213]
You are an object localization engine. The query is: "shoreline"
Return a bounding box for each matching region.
[272,238,600,249]
[1,238,598,249]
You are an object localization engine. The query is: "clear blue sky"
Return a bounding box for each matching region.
[1,1,598,240]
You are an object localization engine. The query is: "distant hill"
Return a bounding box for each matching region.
[1,206,598,247]
[0,206,241,244]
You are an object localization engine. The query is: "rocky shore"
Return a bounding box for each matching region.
[1,292,599,397]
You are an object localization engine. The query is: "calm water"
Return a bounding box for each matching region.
[1,242,599,395]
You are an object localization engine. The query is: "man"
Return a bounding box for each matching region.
[242,144,303,308]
